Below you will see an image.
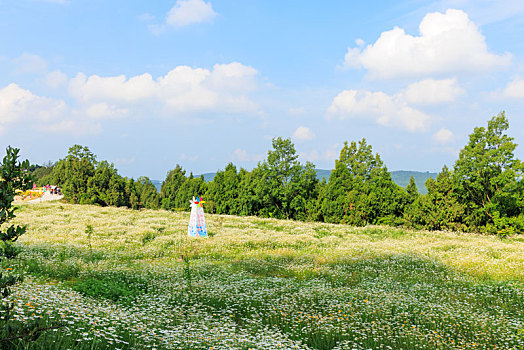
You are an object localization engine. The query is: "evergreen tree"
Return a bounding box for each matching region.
[160,165,188,210]
[321,139,404,226]
[206,163,241,214]
[255,137,318,220]
[52,145,97,203]
[453,111,523,233]
[412,166,464,231]
[135,177,161,209]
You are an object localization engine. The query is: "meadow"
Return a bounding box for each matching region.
[4,201,524,349]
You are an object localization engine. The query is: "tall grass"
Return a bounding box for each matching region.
[4,201,523,349]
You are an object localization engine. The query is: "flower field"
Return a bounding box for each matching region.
[5,202,524,349]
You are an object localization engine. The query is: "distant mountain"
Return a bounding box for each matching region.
[390,170,437,194]
[313,169,436,194]
[152,169,437,194]
[151,180,162,192]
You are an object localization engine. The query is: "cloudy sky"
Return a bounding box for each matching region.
[1,0,523,180]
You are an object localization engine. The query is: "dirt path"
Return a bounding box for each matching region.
[15,192,63,203]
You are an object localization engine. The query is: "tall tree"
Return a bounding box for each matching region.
[321,139,404,226]
[453,111,523,232]
[134,176,161,209]
[206,163,241,215]
[411,166,464,231]
[160,165,188,210]
[255,137,318,220]
[52,145,97,203]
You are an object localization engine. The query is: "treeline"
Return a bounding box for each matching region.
[35,112,523,235]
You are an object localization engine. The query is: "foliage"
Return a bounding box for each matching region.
[320,139,405,226]
[52,145,97,204]
[45,111,523,235]
[254,137,319,220]
[453,111,523,233]
[205,163,241,215]
[0,147,32,258]
[29,161,54,186]
[51,145,160,211]
[134,176,161,210]
[160,165,188,210]
[0,147,46,346]
[406,166,465,231]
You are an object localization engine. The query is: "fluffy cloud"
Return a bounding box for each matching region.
[0,83,102,135]
[12,53,48,75]
[232,149,264,162]
[402,78,464,105]
[432,128,455,144]
[292,126,315,141]
[69,62,259,115]
[343,9,511,79]
[299,148,338,163]
[328,89,431,131]
[166,0,217,28]
[501,76,524,99]
[69,73,156,103]
[328,77,465,131]
[44,70,68,88]
[85,103,129,119]
[0,83,65,127]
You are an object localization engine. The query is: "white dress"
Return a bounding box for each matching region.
[188,196,207,237]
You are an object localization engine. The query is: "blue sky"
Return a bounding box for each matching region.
[1,0,523,180]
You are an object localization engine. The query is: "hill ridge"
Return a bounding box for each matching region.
[152,169,437,194]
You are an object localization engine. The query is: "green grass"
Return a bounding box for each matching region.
[4,201,524,349]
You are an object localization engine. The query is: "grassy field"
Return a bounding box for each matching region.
[4,201,524,349]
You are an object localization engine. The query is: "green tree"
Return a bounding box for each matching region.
[52,145,97,203]
[134,177,161,209]
[206,163,241,215]
[411,166,464,231]
[0,147,44,344]
[453,111,523,233]
[321,139,404,226]
[30,161,54,186]
[161,165,188,210]
[0,147,32,258]
[237,168,261,216]
[255,137,318,220]
[406,176,419,204]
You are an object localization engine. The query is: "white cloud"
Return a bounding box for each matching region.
[343,9,511,79]
[12,53,48,75]
[501,76,524,99]
[69,72,156,103]
[0,83,103,135]
[328,89,431,131]
[69,62,259,115]
[232,148,264,162]
[233,149,250,162]
[44,70,68,88]
[166,0,217,28]
[299,147,338,163]
[39,119,102,135]
[402,78,464,105]
[0,83,65,127]
[292,126,315,141]
[433,128,455,144]
[85,103,129,119]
